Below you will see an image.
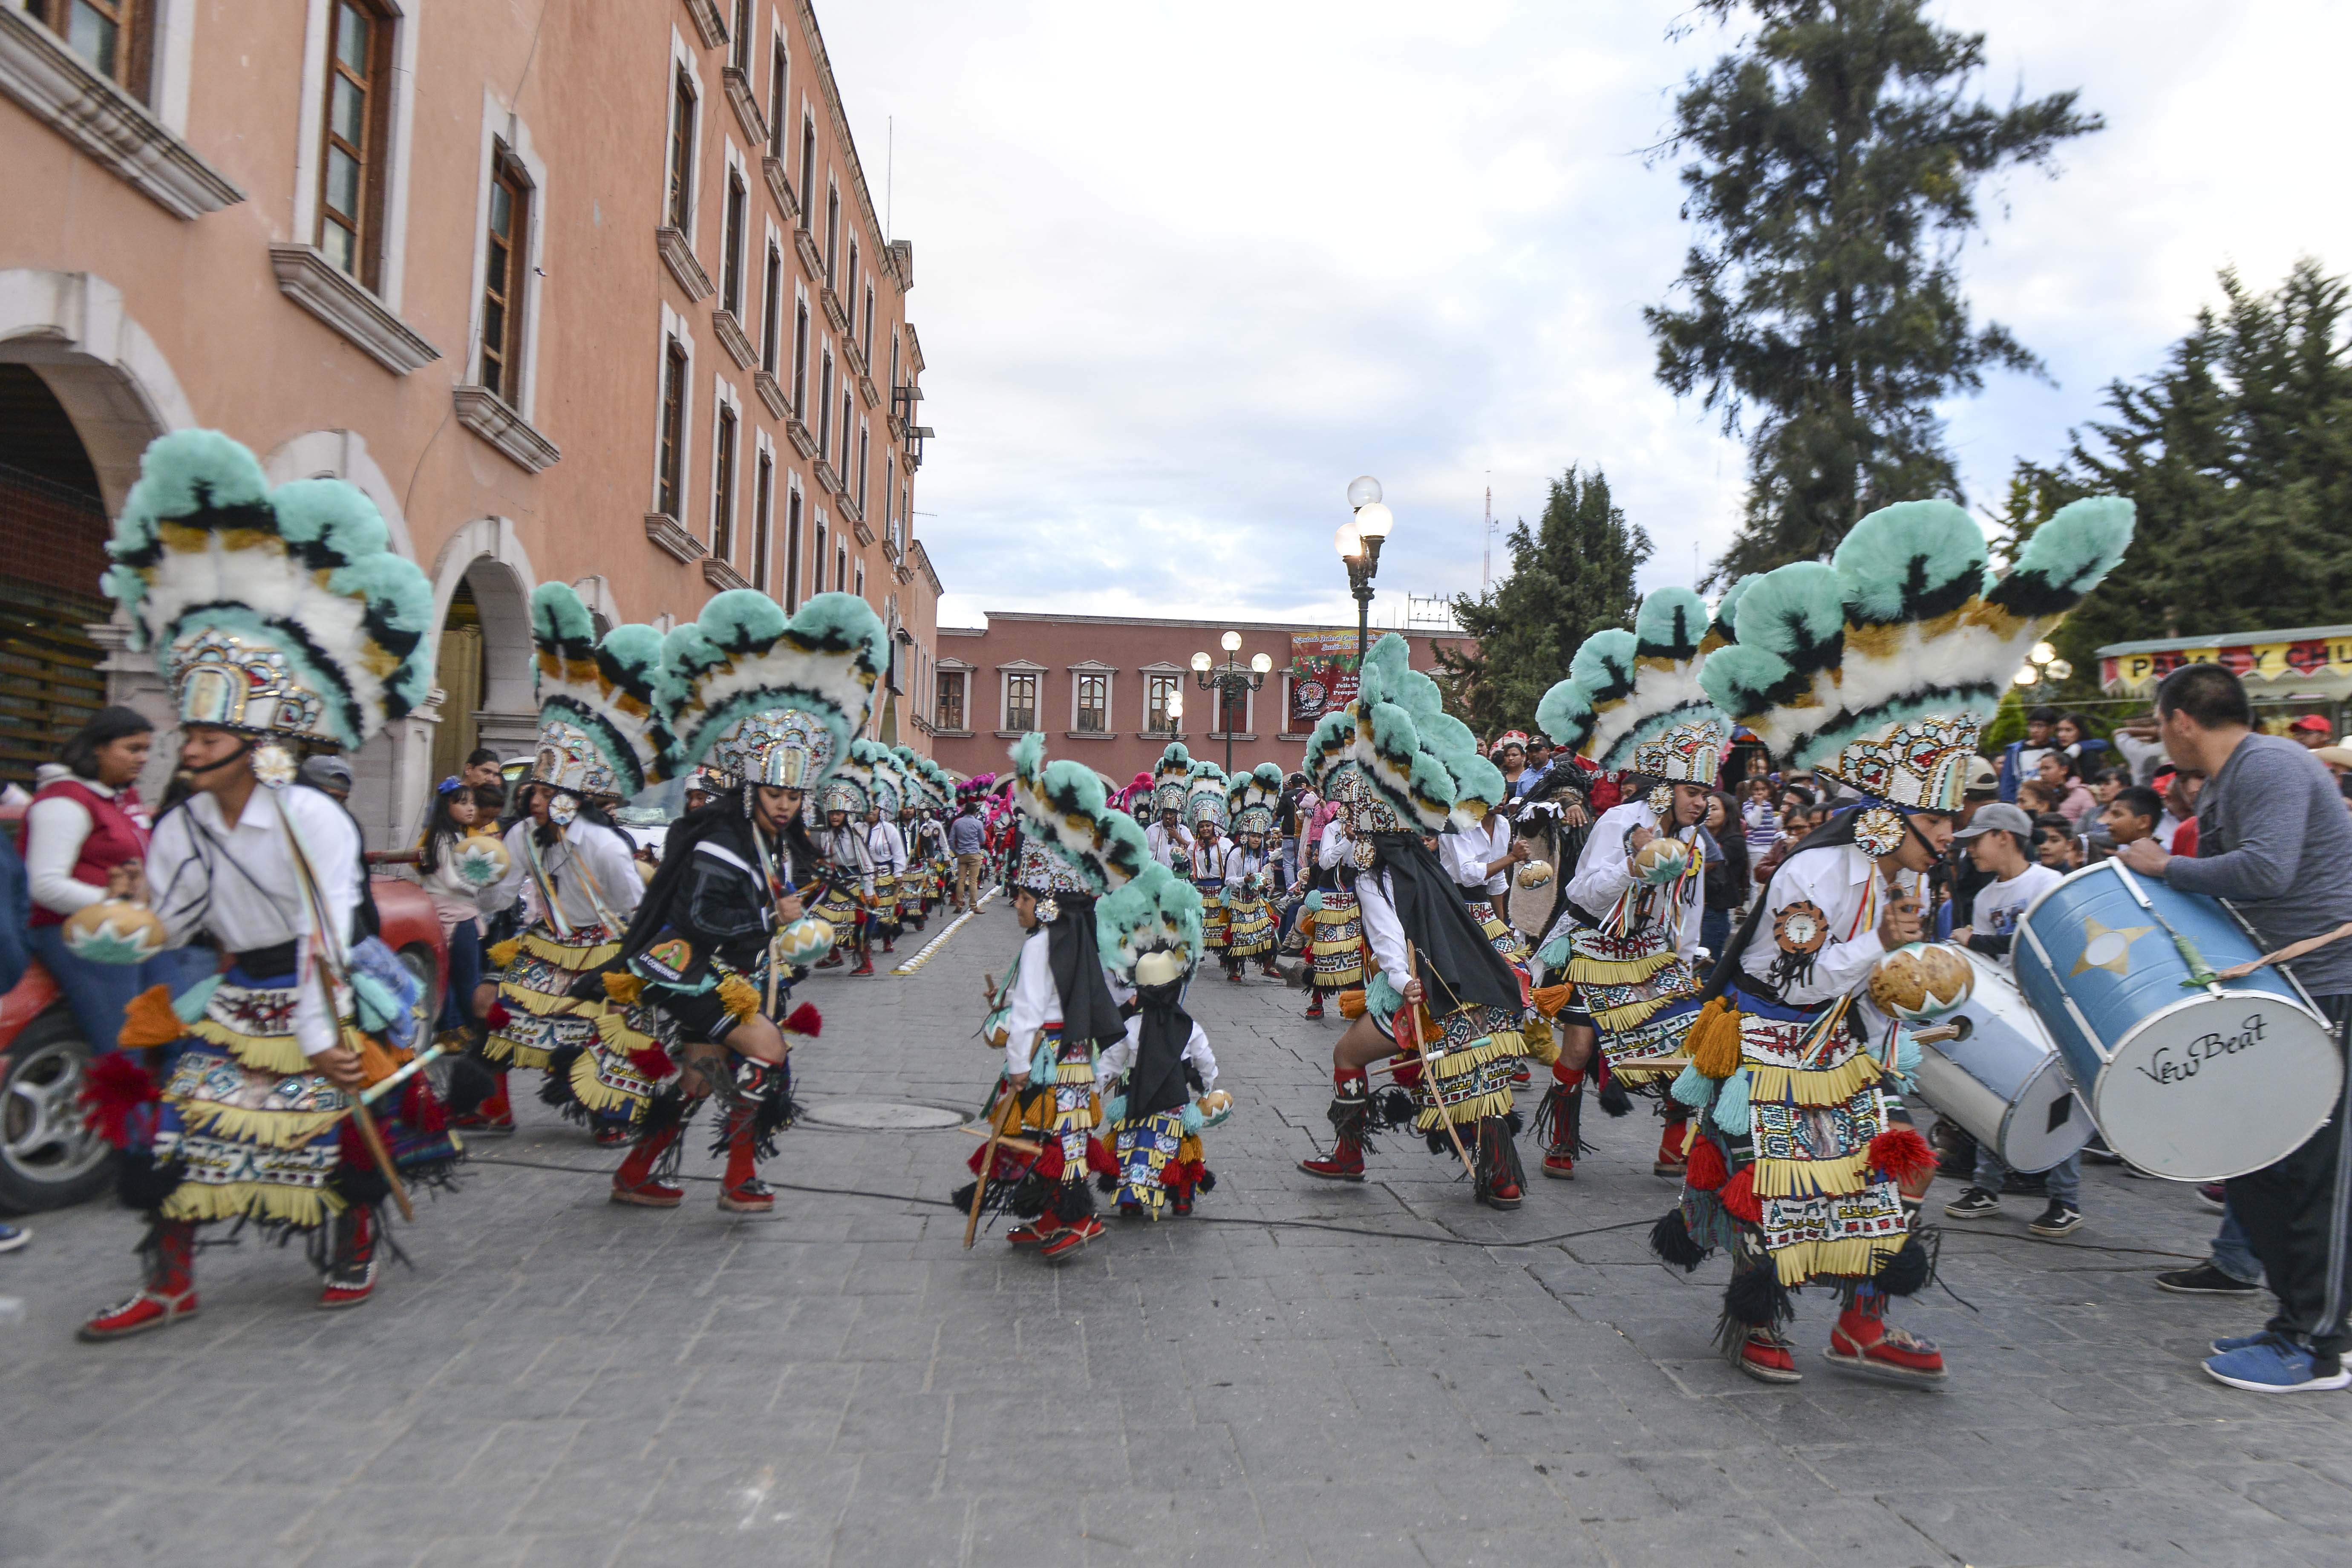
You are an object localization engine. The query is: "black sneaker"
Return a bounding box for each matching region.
[2029,1200,2082,1238]
[2000,1170,2048,1197]
[1943,1187,2001,1220]
[2156,1263,2260,1297]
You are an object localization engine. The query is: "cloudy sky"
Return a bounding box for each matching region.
[822,1,2352,631]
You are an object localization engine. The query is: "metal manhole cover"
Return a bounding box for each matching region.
[798,1100,971,1131]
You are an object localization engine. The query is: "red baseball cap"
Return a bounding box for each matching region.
[2291,714,2331,732]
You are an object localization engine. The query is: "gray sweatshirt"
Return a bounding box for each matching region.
[2165,732,2352,997]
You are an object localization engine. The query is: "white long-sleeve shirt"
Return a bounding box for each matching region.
[1441,819,1513,897]
[1355,869,1411,983]
[1099,1014,1219,1095]
[1555,800,1704,964]
[817,823,876,894]
[1222,842,1274,886]
[1734,841,1894,1008]
[1317,820,1355,871]
[25,781,145,917]
[867,819,908,876]
[1145,820,1194,869]
[1000,925,1061,1077]
[477,817,643,934]
[144,784,363,1058]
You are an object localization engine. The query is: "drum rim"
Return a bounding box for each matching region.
[2090,988,2344,1182]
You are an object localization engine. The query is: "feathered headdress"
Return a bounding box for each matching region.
[1185,760,1231,833]
[1701,497,2134,809]
[1536,587,1731,786]
[528,583,671,798]
[1316,632,1483,835]
[1009,732,1151,896]
[850,739,906,815]
[1227,762,1285,836]
[104,430,432,763]
[664,590,886,793]
[1095,862,1207,980]
[1151,742,1193,815]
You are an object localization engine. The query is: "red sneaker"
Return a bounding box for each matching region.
[1298,1147,1365,1182]
[718,1178,775,1214]
[611,1175,684,1208]
[1510,1063,1532,1087]
[850,959,876,977]
[1654,1118,1692,1177]
[1540,1152,1577,1180]
[78,1286,199,1341]
[317,1207,379,1311]
[1041,1216,1105,1259]
[593,1123,631,1147]
[1737,1328,1803,1384]
[1304,994,1325,1019]
[1826,1299,1947,1385]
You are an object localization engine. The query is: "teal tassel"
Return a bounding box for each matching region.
[1101,1093,1127,1125]
[170,973,223,1024]
[350,973,401,1032]
[1894,1028,1922,1083]
[1366,972,1406,1020]
[1029,1039,1057,1082]
[1302,891,1323,917]
[1537,936,1571,970]
[1670,1062,1712,1108]
[1180,1102,1204,1135]
[1710,1067,1752,1135]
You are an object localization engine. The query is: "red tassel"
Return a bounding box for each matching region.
[1684,1136,1728,1193]
[1868,1126,1936,1185]
[1085,1136,1119,1178]
[628,1046,674,1083]
[401,1078,447,1136]
[1032,1141,1066,1181]
[783,1003,822,1038]
[485,1001,513,1029]
[78,1052,161,1148]
[1719,1163,1762,1223]
[1389,1053,1423,1090]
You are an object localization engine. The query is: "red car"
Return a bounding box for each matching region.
[0,802,447,1214]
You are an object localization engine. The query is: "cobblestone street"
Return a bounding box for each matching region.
[6,896,2350,1566]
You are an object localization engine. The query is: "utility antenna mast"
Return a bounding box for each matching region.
[1481,477,1493,594]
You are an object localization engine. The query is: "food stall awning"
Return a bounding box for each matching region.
[2098,625,2352,700]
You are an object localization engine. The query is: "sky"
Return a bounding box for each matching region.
[819,1,2352,632]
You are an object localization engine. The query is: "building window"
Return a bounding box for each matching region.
[863,285,876,363]
[317,0,392,285]
[760,242,781,372]
[936,670,965,731]
[839,390,853,475]
[813,516,827,597]
[721,167,747,314]
[797,113,816,231]
[1004,673,1038,733]
[767,38,788,160]
[35,0,151,98]
[834,539,847,594]
[1146,672,1181,735]
[856,423,869,510]
[1075,673,1109,734]
[854,562,865,601]
[730,0,752,68]
[478,152,530,401]
[824,181,839,284]
[752,450,773,591]
[785,485,803,608]
[657,339,688,518]
[817,348,833,450]
[1219,683,1249,736]
[846,239,858,316]
[791,297,810,415]
[712,404,738,558]
[666,66,696,232]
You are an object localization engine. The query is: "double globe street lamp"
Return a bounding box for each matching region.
[1334,475,1395,666]
[1191,630,1273,776]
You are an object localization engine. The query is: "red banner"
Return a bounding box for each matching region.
[1288,630,1360,729]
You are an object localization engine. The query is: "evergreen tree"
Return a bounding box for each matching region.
[1438,467,1651,738]
[2009,259,2352,680]
[1646,0,2100,583]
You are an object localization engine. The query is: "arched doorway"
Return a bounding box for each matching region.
[0,367,112,790]
[427,519,538,785]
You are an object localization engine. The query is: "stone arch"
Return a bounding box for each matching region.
[429,515,539,760]
[571,574,621,639]
[260,429,420,564]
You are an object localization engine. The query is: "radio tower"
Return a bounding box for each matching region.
[1481,478,1493,594]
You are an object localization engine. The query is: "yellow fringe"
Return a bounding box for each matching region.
[595,1009,659,1055]
[1055,1060,1097,1085]
[1566,949,1675,986]
[1590,996,1663,1034]
[1416,1087,1516,1130]
[1531,983,1574,1018]
[520,930,621,967]
[186,1019,314,1076]
[1608,1059,1683,1085]
[1772,1234,1907,1287]
[1051,1098,1101,1133]
[1687,997,1742,1080]
[481,1035,551,1071]
[1746,1051,1883,1107]
[1750,1148,1872,1200]
[717,974,760,1019]
[498,981,592,1017]
[602,971,646,1004]
[487,938,521,967]
[172,1098,347,1150]
[568,1049,649,1115]
[160,1180,340,1229]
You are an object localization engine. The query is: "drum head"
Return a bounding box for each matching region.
[2098,994,2344,1181]
[1997,1053,2093,1174]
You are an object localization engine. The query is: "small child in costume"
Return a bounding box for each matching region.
[1095,866,1228,1217]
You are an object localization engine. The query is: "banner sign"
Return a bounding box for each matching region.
[2101,634,2352,694]
[1288,630,1361,729]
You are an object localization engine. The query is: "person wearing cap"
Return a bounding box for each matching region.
[2290,714,2334,749]
[1940,801,2079,1236]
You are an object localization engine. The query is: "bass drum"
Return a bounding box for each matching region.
[1908,951,2091,1175]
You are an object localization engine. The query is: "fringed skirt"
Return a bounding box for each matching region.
[964,1028,1114,1225]
[1378,1000,1529,1134]
[1223,893,1276,959]
[1558,925,1700,1085]
[1464,897,1531,968]
[1113,1109,1212,1217]
[1195,879,1230,951]
[871,873,903,937]
[484,922,617,1072]
[811,882,865,947]
[542,997,672,1128]
[1311,890,1364,991]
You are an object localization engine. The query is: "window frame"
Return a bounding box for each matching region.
[656,332,691,520]
[1142,669,1184,737]
[790,284,810,416]
[797,111,817,231]
[315,0,395,289]
[36,0,155,100]
[666,62,698,234]
[817,345,834,451]
[935,669,966,732]
[824,180,840,285]
[720,156,749,315]
[766,34,789,160]
[476,147,531,404]
[730,0,752,69]
[1072,668,1112,735]
[813,513,828,602]
[856,419,869,511]
[784,476,804,610]
[710,392,739,560]
[760,233,783,373]
[751,441,774,591]
[1003,670,1040,734]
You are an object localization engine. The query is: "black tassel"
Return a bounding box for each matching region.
[1370,1087,1418,1130]
[1502,1110,1524,1139]
[1045,1180,1095,1223]
[538,1043,588,1122]
[1597,1076,1632,1117]
[1876,1234,1933,1297]
[1197,1169,1216,1193]
[1724,1265,1795,1328]
[1532,1082,1589,1156]
[1649,1208,1709,1271]
[441,1052,497,1118]
[1093,1170,1118,1195]
[1425,1130,1451,1156]
[328,1160,392,1209]
[115,1149,185,1213]
[1006,1171,1052,1219]
[640,1086,688,1139]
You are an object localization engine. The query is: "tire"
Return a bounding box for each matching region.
[0,1008,118,1214]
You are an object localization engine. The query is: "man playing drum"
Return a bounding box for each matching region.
[2120,663,2352,1394]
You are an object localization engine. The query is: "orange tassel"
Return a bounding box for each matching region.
[1531,983,1574,1018]
[356,1034,406,1087]
[1337,989,1367,1020]
[1687,997,1742,1080]
[117,984,184,1049]
[602,971,645,1004]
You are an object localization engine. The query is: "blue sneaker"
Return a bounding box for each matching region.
[0,1222,26,1254]
[2211,1332,2270,1355]
[2202,1333,2352,1393]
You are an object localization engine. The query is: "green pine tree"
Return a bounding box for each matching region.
[2007,259,2352,680]
[1646,0,2101,583]
[1438,467,1652,739]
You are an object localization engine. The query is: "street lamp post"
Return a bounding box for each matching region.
[1335,476,1395,670]
[1191,630,1273,776]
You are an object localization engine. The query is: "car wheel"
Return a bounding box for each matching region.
[0,1009,118,1214]
[398,944,439,1045]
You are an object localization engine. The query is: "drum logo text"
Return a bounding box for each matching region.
[2135,1012,2271,1086]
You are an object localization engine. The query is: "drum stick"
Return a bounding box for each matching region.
[1906,1023,1962,1045]
[2217,921,2352,983]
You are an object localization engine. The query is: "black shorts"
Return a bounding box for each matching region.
[659,986,741,1046]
